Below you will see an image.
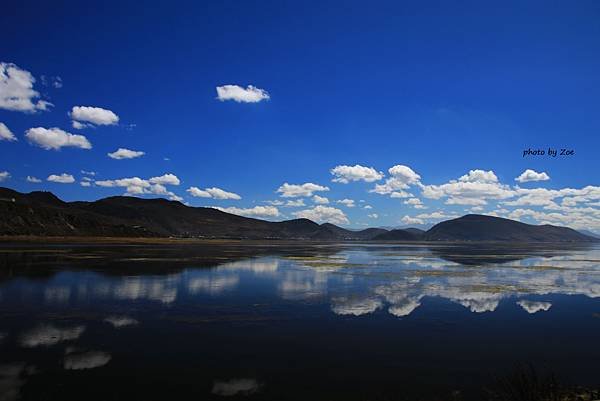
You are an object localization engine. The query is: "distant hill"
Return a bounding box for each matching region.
[578,229,600,239]
[372,229,423,241]
[0,188,596,242]
[424,214,596,242]
[0,187,384,240]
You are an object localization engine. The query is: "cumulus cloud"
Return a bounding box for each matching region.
[107,148,145,160]
[416,211,459,221]
[403,198,426,209]
[70,106,119,126]
[47,173,75,184]
[368,213,379,219]
[312,195,329,204]
[515,169,550,183]
[330,164,384,183]
[96,173,181,200]
[293,205,349,225]
[26,176,41,183]
[285,199,305,207]
[25,127,92,150]
[459,169,498,183]
[371,165,421,195]
[214,206,280,218]
[336,198,355,208]
[0,62,53,112]
[0,122,16,141]
[0,171,10,182]
[400,215,425,225]
[216,85,270,103]
[420,169,514,205]
[187,186,241,200]
[277,182,329,198]
[149,173,180,186]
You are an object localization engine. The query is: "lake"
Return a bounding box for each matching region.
[0,241,599,400]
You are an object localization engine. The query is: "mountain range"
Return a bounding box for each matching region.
[0,187,596,242]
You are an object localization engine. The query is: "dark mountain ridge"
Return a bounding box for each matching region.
[424,214,595,242]
[0,188,382,240]
[0,188,596,242]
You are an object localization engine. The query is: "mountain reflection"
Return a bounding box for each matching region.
[0,243,596,319]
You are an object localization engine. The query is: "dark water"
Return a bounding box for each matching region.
[0,242,599,401]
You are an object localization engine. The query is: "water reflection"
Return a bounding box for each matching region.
[19,324,85,348]
[0,242,598,400]
[63,350,111,370]
[211,378,261,397]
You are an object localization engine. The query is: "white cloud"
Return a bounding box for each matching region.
[214,206,279,218]
[70,106,119,126]
[459,169,498,183]
[400,215,425,225]
[80,181,91,187]
[25,127,92,150]
[107,148,145,160]
[71,120,92,129]
[404,198,426,209]
[81,170,96,176]
[293,205,349,225]
[330,164,384,183]
[421,169,514,205]
[515,169,550,183]
[216,85,270,103]
[312,195,329,204]
[149,173,180,186]
[416,211,459,221]
[363,205,373,209]
[276,182,329,198]
[47,173,75,184]
[0,171,10,182]
[336,198,355,208]
[96,174,181,199]
[368,213,379,219]
[285,199,305,207]
[26,176,41,183]
[0,62,53,112]
[371,165,421,195]
[187,186,241,200]
[0,122,16,141]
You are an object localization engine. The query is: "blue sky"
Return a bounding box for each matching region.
[1,0,600,230]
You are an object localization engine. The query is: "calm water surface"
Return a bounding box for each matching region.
[0,242,599,400]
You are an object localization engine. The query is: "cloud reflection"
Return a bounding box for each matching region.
[0,363,29,401]
[63,351,111,370]
[212,378,260,396]
[19,324,85,348]
[104,315,139,328]
[517,300,552,314]
[331,296,382,316]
